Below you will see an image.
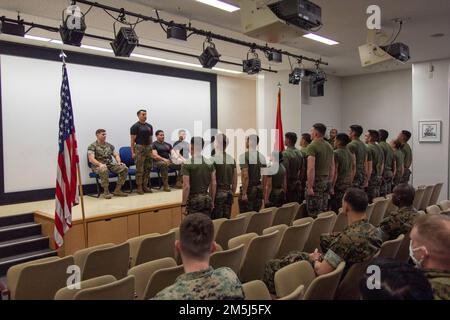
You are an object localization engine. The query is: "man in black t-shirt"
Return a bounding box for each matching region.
[152,130,182,191]
[130,109,154,195]
[173,129,190,160]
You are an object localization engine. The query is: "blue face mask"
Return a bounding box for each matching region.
[409,240,426,268]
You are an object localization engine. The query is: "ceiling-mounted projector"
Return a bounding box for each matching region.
[239,0,322,43]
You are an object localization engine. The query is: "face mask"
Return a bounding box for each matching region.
[409,240,425,268]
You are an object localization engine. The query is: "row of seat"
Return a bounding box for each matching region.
[413,183,443,211]
[426,199,450,215]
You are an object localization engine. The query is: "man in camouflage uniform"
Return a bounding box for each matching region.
[390,139,404,187]
[181,137,216,216]
[263,188,382,294]
[299,133,312,203]
[153,213,244,300]
[238,135,266,213]
[398,130,413,183]
[365,130,385,203]
[378,129,395,196]
[347,125,368,190]
[130,109,154,195]
[410,214,450,300]
[211,134,237,220]
[264,151,287,208]
[87,129,128,199]
[282,132,303,204]
[378,183,420,241]
[305,123,334,217]
[151,130,181,192]
[331,133,355,212]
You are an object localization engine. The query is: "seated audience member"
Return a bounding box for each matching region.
[152,213,244,300]
[359,258,433,300]
[378,183,419,241]
[152,130,182,191]
[87,129,128,199]
[264,151,287,208]
[262,188,382,294]
[410,214,450,300]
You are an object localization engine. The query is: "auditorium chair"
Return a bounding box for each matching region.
[413,187,426,210]
[426,205,442,215]
[127,231,176,267]
[246,208,275,235]
[262,224,288,254]
[127,257,177,300]
[55,275,135,300]
[143,264,185,299]
[384,198,398,217]
[7,256,74,300]
[419,186,434,211]
[212,218,227,238]
[274,260,315,298]
[242,280,272,300]
[238,211,257,231]
[303,212,336,253]
[228,232,258,258]
[379,234,404,258]
[271,202,299,226]
[294,202,308,220]
[429,183,443,207]
[332,209,347,233]
[369,199,389,227]
[74,243,130,281]
[366,203,375,221]
[303,261,345,300]
[87,155,118,198]
[119,146,136,193]
[276,219,313,257]
[214,215,248,250]
[277,284,305,300]
[438,200,450,211]
[210,244,245,275]
[396,233,411,262]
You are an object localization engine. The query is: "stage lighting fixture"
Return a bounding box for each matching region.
[289,68,306,85]
[0,19,25,37]
[266,50,283,63]
[167,24,187,41]
[111,25,139,57]
[59,4,87,47]
[309,64,327,97]
[243,49,262,74]
[199,38,221,69]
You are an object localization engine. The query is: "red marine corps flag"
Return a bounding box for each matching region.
[54,62,80,249]
[274,86,285,152]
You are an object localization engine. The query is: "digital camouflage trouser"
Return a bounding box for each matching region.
[268,188,286,208]
[93,163,128,191]
[381,169,394,196]
[187,193,213,216]
[135,144,153,188]
[400,168,411,184]
[306,176,330,218]
[154,160,181,186]
[212,188,233,220]
[330,180,351,213]
[367,175,382,203]
[239,185,263,213]
[286,179,301,204]
[352,167,366,189]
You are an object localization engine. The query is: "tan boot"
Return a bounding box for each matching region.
[143,185,153,193]
[103,190,112,199]
[113,186,128,197]
[175,176,183,189]
[136,185,144,195]
[163,181,171,192]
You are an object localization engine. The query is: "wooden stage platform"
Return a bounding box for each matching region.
[0,190,240,256]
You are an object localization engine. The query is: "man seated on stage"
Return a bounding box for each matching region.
[87,129,128,199]
[152,130,182,191]
[173,129,190,161]
[153,213,244,300]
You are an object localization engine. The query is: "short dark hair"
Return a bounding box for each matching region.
[301,133,312,144]
[285,132,298,145]
[191,137,205,150]
[401,130,412,141]
[379,129,389,142]
[247,134,260,145]
[95,129,106,135]
[155,130,164,136]
[393,183,415,207]
[343,188,368,213]
[137,109,147,116]
[360,258,434,300]
[313,123,327,136]
[179,213,214,259]
[335,133,351,146]
[350,125,363,137]
[215,133,229,149]
[368,130,380,142]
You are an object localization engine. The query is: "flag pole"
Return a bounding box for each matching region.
[77,164,89,248]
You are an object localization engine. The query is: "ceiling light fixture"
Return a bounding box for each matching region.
[303,33,339,46]
[196,0,240,13]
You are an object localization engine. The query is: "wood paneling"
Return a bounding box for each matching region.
[127,215,139,239]
[64,224,86,256]
[87,217,128,247]
[139,208,174,235]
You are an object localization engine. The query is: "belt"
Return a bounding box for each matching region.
[189,192,208,196]
[217,184,231,191]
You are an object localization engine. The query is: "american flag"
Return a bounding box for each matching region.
[54,64,79,249]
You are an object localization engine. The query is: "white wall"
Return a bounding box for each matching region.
[412,59,450,199]
[341,69,412,138]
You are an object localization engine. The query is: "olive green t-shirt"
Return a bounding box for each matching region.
[181,156,214,194]
[282,147,303,180]
[239,151,267,186]
[401,142,412,168]
[212,152,236,187]
[394,149,404,176]
[379,141,395,171]
[347,139,367,171]
[334,147,352,184]
[271,163,286,189]
[366,144,384,176]
[305,139,333,176]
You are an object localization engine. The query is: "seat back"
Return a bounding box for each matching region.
[212,218,227,239]
[119,146,135,167]
[144,265,185,299]
[135,232,176,266]
[272,203,299,226]
[384,199,398,217]
[210,244,245,275]
[127,257,177,300]
[239,231,280,283]
[303,212,336,253]
[215,216,248,250]
[55,275,117,300]
[366,203,375,221]
[238,211,256,231]
[73,275,135,300]
[295,202,308,220]
[242,280,272,300]
[426,205,441,215]
[277,222,313,258]
[379,234,404,259]
[438,200,450,211]
[274,260,315,298]
[304,261,346,300]
[413,188,425,210]
[277,285,304,300]
[228,233,258,260]
[396,232,411,262]
[246,209,274,235]
[80,242,130,281]
[419,185,434,210]
[369,199,389,227]
[7,256,74,300]
[332,211,347,233]
[429,183,443,206]
[262,224,288,254]
[127,233,159,267]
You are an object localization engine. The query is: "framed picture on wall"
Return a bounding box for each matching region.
[419,120,441,143]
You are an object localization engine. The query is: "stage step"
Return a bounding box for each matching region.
[0,235,50,259]
[0,223,42,242]
[0,249,57,276]
[0,213,34,228]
